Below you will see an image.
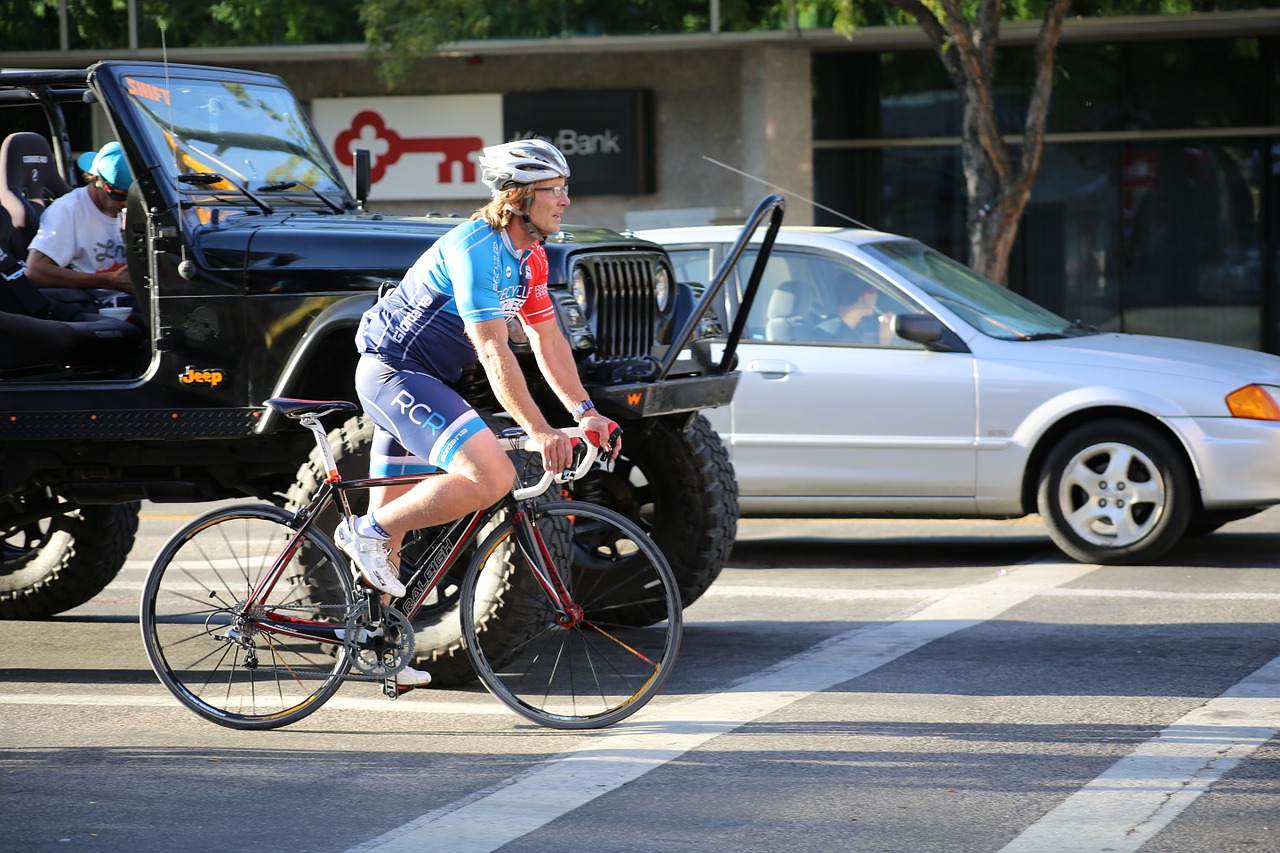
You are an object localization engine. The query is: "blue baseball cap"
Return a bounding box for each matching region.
[76,141,133,188]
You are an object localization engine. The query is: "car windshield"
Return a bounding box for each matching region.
[120,72,346,203]
[863,239,1091,341]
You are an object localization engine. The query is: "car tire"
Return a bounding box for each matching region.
[0,494,140,619]
[1037,419,1192,565]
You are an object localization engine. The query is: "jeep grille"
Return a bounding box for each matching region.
[577,254,657,359]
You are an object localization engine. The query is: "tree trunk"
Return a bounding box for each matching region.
[882,0,1072,285]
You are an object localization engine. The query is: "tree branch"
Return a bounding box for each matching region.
[1017,0,1072,197]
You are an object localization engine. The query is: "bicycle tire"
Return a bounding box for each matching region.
[460,500,682,729]
[139,503,354,730]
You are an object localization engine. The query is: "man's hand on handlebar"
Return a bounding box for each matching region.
[526,425,576,473]
[579,414,622,461]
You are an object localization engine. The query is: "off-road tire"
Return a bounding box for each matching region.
[0,496,140,619]
[574,414,737,619]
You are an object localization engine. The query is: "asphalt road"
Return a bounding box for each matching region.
[3,505,1280,852]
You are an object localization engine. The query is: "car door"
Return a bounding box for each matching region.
[672,244,979,505]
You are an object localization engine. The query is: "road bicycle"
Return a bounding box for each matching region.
[139,397,681,731]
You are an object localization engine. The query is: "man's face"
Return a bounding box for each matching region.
[527,179,570,237]
[94,178,129,217]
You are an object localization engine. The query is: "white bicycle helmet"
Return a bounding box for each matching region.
[478,139,570,192]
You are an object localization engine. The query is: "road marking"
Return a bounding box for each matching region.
[347,562,1098,853]
[1000,652,1280,853]
[0,692,511,716]
[702,586,1280,602]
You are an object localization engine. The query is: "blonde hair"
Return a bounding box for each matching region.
[471,184,536,229]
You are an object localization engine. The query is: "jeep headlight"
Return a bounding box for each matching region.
[655,265,672,312]
[571,267,589,311]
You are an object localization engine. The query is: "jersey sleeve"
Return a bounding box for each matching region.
[448,225,505,324]
[518,243,556,325]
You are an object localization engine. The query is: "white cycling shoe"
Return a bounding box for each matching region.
[396,666,432,689]
[334,518,406,598]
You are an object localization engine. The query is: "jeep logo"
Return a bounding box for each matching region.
[178,366,225,387]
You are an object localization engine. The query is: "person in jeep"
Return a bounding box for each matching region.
[25,141,135,309]
[335,138,622,687]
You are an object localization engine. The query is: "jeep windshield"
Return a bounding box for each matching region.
[864,239,1096,341]
[120,72,347,210]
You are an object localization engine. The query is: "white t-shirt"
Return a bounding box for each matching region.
[28,186,127,275]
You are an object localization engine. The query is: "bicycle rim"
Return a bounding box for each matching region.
[461,500,682,729]
[139,504,353,729]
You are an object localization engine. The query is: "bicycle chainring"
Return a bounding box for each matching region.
[345,605,416,678]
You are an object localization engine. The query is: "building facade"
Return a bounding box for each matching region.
[6,10,1279,351]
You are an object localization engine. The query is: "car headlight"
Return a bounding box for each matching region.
[654,265,671,312]
[571,267,589,311]
[1226,384,1280,420]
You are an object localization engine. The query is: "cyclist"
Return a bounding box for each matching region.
[336,139,621,686]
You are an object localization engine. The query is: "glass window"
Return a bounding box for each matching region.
[667,247,713,288]
[1123,39,1265,130]
[1118,139,1263,348]
[815,147,966,262]
[123,73,345,196]
[1018,142,1122,330]
[736,249,922,347]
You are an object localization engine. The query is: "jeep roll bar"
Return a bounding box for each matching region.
[653,192,786,381]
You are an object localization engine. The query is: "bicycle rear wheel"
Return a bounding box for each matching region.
[461,500,682,729]
[139,504,353,729]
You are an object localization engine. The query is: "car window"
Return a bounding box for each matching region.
[736,249,923,348]
[864,239,1080,340]
[668,248,713,287]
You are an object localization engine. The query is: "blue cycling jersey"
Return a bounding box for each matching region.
[356,219,554,382]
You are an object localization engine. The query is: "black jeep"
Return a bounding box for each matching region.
[0,60,780,683]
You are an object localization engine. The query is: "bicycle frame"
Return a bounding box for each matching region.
[235,409,582,647]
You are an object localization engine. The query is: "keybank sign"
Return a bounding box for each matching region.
[313,89,653,201]
[506,91,654,196]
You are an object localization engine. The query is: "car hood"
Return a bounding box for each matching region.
[1007,333,1280,386]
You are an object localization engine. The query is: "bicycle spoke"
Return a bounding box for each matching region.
[140,505,354,730]
[462,500,681,729]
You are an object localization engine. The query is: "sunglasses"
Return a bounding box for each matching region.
[533,184,569,198]
[100,181,129,202]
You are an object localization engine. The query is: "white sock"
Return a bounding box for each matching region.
[354,512,390,540]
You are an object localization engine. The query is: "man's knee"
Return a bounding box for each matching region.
[477,455,515,506]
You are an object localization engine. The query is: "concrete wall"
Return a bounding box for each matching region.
[240,42,814,232]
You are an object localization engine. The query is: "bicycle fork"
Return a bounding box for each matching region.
[511,506,582,627]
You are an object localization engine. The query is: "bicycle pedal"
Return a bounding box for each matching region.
[381,679,400,700]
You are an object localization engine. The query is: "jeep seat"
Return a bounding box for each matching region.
[0,132,72,258]
[0,310,143,375]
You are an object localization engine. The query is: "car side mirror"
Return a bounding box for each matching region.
[894,313,967,352]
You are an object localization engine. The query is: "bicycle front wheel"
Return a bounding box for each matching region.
[461,500,682,729]
[139,504,353,730]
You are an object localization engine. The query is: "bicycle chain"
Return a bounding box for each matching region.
[223,600,414,682]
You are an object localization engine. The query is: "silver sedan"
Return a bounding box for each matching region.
[639,225,1280,564]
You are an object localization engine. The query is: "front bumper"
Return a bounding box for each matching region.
[1171,415,1280,508]
[591,372,740,421]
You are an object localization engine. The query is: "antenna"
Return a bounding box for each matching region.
[160,27,196,280]
[702,156,874,230]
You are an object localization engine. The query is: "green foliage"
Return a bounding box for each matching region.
[0,0,360,52]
